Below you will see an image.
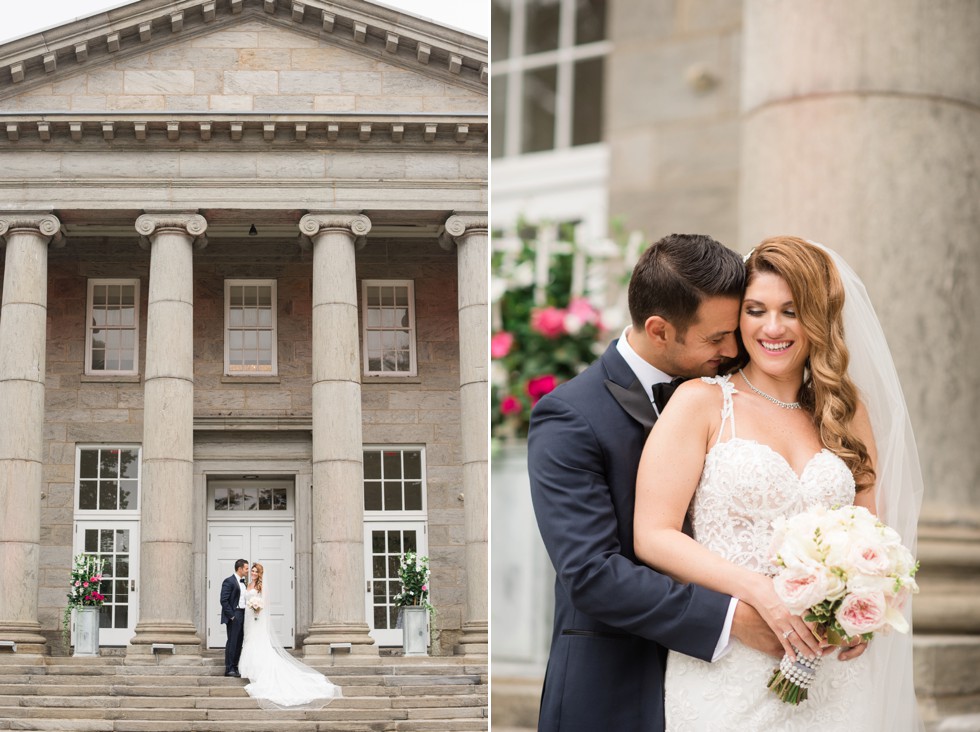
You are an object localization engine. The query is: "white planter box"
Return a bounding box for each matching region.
[401,606,428,657]
[73,607,100,657]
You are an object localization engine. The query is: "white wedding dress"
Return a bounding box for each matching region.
[664,376,873,731]
[239,587,341,709]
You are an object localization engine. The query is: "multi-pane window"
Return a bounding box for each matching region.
[76,447,140,512]
[86,279,139,375]
[362,280,417,376]
[363,448,425,512]
[492,0,608,158]
[224,280,277,375]
[212,484,288,512]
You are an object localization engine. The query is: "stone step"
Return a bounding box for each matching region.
[0,720,488,732]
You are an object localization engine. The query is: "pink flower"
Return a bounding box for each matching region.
[846,544,892,576]
[567,296,600,326]
[527,374,558,404]
[500,395,522,415]
[74,581,81,587]
[421,585,428,592]
[82,582,89,588]
[491,331,515,359]
[530,306,566,338]
[773,564,832,615]
[836,590,887,637]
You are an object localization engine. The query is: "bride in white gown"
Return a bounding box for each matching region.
[238,563,342,709]
[634,237,922,730]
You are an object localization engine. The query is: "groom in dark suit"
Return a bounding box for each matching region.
[529,234,781,731]
[220,558,249,677]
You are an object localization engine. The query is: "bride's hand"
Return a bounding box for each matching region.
[746,575,822,659]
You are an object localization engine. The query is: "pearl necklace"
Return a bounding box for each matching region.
[738,369,801,410]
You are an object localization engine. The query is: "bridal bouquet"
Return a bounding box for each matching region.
[766,504,919,704]
[246,595,264,618]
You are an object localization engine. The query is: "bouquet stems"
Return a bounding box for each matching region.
[767,650,822,705]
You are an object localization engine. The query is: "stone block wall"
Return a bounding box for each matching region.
[606,0,743,247]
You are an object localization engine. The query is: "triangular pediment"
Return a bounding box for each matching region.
[0,0,487,112]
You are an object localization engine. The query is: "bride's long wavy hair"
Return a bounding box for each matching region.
[252,562,264,594]
[742,236,875,493]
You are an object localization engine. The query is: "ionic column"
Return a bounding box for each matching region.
[298,212,376,656]
[441,213,488,655]
[0,213,64,652]
[128,213,207,654]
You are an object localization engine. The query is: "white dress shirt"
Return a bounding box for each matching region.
[616,327,738,661]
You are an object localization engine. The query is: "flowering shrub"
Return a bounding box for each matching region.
[491,226,610,442]
[62,553,106,648]
[393,551,432,611]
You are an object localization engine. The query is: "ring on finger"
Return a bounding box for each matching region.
[782,630,794,639]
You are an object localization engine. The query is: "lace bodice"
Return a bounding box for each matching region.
[690,376,856,574]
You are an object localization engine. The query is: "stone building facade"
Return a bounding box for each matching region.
[0,0,487,660]
[492,0,979,727]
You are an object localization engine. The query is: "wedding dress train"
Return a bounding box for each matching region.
[239,587,342,709]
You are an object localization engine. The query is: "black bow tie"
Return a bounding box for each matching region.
[651,377,685,411]
[239,578,246,584]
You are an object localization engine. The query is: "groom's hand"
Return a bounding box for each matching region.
[730,602,782,659]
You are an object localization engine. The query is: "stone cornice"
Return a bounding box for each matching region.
[136,211,208,249]
[439,212,488,250]
[298,212,371,248]
[0,0,487,95]
[0,113,486,148]
[0,212,66,247]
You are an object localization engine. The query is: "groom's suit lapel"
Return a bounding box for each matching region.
[601,341,656,435]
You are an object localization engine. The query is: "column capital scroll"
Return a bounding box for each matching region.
[439,212,488,250]
[0,212,66,248]
[135,212,208,250]
[298,212,372,250]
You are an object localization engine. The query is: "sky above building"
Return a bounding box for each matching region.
[1,0,488,43]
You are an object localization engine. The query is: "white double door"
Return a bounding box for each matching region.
[207,523,294,649]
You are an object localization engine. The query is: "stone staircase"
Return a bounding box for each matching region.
[0,652,487,731]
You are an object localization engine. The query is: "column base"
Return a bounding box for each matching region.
[127,621,202,657]
[302,623,377,658]
[455,621,488,657]
[0,620,48,652]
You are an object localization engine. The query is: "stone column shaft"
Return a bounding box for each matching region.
[0,213,63,651]
[128,213,207,653]
[442,214,489,655]
[298,212,376,656]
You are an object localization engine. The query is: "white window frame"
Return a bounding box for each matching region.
[362,445,428,520]
[223,279,278,377]
[361,280,418,377]
[85,278,140,376]
[493,0,611,158]
[73,444,142,517]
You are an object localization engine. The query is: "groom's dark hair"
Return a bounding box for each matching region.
[234,559,248,571]
[628,233,745,337]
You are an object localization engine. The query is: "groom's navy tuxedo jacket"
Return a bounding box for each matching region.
[528,342,731,732]
[220,574,243,625]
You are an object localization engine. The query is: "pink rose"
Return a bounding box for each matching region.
[836,590,887,637]
[773,564,830,615]
[74,581,81,587]
[530,306,566,338]
[421,585,428,592]
[567,296,601,327]
[491,331,515,359]
[527,374,558,404]
[83,582,89,588]
[500,395,522,416]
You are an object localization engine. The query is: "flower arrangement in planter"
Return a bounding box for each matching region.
[393,551,432,612]
[62,553,106,649]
